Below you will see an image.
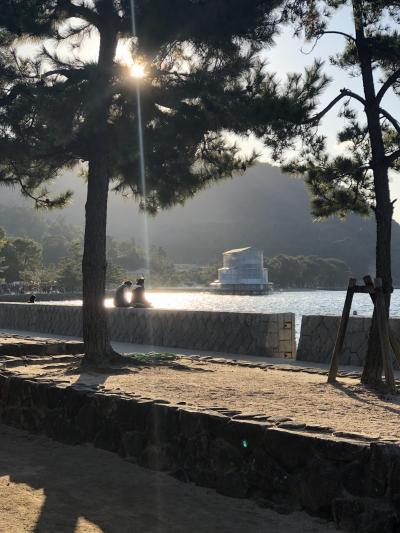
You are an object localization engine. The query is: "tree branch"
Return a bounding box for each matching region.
[8,162,50,208]
[41,67,85,80]
[386,149,400,165]
[341,89,367,107]
[320,31,356,43]
[303,89,366,124]
[41,69,71,79]
[377,68,400,103]
[58,0,100,27]
[303,87,400,138]
[379,108,400,135]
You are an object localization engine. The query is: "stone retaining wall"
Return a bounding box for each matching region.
[0,303,295,358]
[297,315,400,366]
[0,371,398,532]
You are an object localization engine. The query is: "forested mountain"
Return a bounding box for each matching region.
[1,163,400,281]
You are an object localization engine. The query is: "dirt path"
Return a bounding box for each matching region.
[0,424,336,533]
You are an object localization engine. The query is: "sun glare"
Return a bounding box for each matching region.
[116,41,146,78]
[130,63,145,78]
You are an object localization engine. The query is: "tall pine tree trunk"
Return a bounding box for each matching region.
[351,0,393,386]
[361,171,393,385]
[82,155,116,364]
[82,11,118,365]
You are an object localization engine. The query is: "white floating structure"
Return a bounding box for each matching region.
[211,247,270,294]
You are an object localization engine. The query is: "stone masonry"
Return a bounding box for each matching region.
[0,363,399,532]
[0,303,296,358]
[297,315,400,366]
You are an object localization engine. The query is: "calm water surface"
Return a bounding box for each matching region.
[46,289,400,341]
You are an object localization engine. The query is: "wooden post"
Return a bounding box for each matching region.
[389,326,400,367]
[364,275,400,366]
[374,278,396,394]
[327,278,356,384]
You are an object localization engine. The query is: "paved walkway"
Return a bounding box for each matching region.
[0,327,391,377]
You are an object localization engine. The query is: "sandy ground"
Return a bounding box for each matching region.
[0,424,336,533]
[8,356,400,443]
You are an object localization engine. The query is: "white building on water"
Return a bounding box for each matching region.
[211,247,269,294]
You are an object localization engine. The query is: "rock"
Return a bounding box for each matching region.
[305,424,333,433]
[264,428,316,471]
[271,416,292,424]
[120,430,147,459]
[342,461,369,497]
[332,497,366,532]
[323,439,368,463]
[141,443,175,472]
[209,437,243,472]
[366,443,400,499]
[334,431,381,442]
[296,459,342,516]
[278,421,306,430]
[333,497,400,533]
[231,413,266,420]
[216,469,248,498]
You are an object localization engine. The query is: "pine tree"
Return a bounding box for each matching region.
[255,0,400,386]
[0,1,283,365]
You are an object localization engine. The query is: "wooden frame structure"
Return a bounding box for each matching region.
[327,276,400,394]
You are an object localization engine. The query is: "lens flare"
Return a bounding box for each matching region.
[130,63,145,78]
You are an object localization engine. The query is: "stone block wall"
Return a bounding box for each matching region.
[297,315,400,366]
[0,303,296,358]
[0,372,399,531]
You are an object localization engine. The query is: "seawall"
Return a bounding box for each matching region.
[0,303,296,358]
[297,315,400,366]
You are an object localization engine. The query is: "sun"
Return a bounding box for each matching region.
[130,63,145,78]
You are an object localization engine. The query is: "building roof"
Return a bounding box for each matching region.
[223,247,252,255]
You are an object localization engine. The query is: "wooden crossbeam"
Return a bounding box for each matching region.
[353,286,375,294]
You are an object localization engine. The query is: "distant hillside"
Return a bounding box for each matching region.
[1,163,400,280]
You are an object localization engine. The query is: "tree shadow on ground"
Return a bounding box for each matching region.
[64,353,214,388]
[0,423,312,533]
[0,424,188,533]
[332,381,400,416]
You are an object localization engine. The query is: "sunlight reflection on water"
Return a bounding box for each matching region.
[43,289,400,341]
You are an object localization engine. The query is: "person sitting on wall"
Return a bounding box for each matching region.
[131,277,152,308]
[113,280,133,308]
[28,294,36,303]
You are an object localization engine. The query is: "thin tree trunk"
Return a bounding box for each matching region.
[352,0,393,386]
[82,8,119,365]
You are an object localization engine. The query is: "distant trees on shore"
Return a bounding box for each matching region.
[0,223,214,290]
[265,254,351,289]
[0,221,351,290]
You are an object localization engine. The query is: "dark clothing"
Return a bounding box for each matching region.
[132,285,145,305]
[114,283,131,307]
[132,285,151,308]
